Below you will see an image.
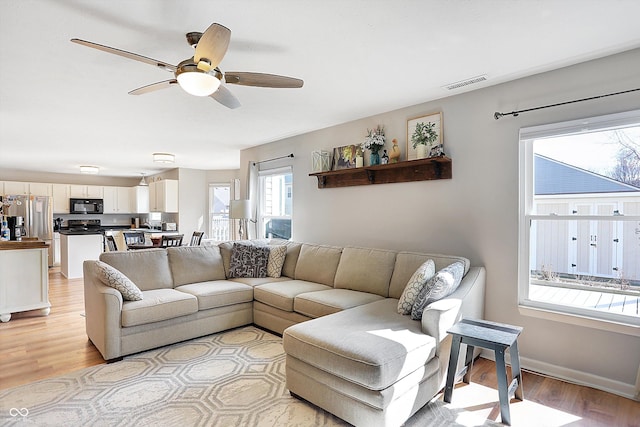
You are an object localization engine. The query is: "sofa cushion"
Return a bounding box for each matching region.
[100,249,173,291]
[175,280,253,310]
[121,289,198,327]
[389,252,470,299]
[294,244,342,286]
[333,247,396,297]
[167,246,226,286]
[294,289,384,318]
[283,299,437,391]
[397,259,435,315]
[411,261,465,320]
[229,276,291,287]
[94,260,143,301]
[254,280,332,312]
[278,241,302,278]
[267,245,287,278]
[228,243,270,278]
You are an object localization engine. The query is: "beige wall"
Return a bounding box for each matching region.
[240,48,640,397]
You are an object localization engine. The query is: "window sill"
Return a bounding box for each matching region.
[519,303,640,337]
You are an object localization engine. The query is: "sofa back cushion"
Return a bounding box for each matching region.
[99,248,173,291]
[271,240,302,278]
[388,252,470,299]
[167,246,226,286]
[294,244,343,286]
[333,247,397,297]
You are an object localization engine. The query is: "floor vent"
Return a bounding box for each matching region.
[443,75,488,90]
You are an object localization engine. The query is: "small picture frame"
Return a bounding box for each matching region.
[332,145,358,170]
[406,112,443,160]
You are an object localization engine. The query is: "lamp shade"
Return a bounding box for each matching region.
[176,71,221,97]
[229,200,251,219]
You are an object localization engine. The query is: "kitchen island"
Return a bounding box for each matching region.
[60,232,103,279]
[0,239,50,322]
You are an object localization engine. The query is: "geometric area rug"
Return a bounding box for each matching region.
[0,326,500,426]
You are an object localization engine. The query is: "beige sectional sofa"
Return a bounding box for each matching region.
[83,239,485,427]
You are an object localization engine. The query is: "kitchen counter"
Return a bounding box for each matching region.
[60,233,103,279]
[0,238,50,250]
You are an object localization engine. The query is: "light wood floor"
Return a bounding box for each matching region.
[1,267,639,426]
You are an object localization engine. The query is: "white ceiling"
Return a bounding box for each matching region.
[1,0,640,178]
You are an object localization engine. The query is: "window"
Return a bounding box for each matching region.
[258,167,292,239]
[519,110,640,328]
[209,184,231,241]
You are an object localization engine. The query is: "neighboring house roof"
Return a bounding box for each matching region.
[535,154,639,195]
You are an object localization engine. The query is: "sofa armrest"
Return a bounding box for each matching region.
[421,298,462,353]
[83,260,124,360]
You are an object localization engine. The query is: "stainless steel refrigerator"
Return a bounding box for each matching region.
[3,194,54,266]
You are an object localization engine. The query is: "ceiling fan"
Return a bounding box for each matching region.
[71,23,303,109]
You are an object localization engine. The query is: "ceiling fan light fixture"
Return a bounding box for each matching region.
[80,165,99,174]
[153,153,175,164]
[176,70,220,96]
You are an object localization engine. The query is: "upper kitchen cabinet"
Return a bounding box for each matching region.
[52,184,70,213]
[149,180,178,213]
[28,182,53,197]
[103,186,133,214]
[69,185,103,199]
[3,181,29,195]
[132,186,149,214]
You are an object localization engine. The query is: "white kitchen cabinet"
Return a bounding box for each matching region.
[52,184,70,213]
[149,180,178,213]
[28,182,53,197]
[133,186,149,214]
[103,186,132,213]
[60,233,103,279]
[69,184,103,199]
[3,181,29,195]
[0,247,50,322]
[53,232,60,266]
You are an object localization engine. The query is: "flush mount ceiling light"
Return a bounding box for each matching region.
[80,165,99,174]
[153,153,175,164]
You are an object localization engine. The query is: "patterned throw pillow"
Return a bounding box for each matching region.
[228,243,271,278]
[95,260,143,301]
[411,261,464,320]
[397,259,435,315]
[267,245,287,278]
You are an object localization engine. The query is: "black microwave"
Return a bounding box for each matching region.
[70,198,104,214]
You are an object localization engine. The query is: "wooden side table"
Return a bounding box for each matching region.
[444,318,524,426]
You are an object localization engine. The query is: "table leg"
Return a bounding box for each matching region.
[510,340,524,401]
[444,335,462,403]
[495,346,512,425]
[462,344,475,384]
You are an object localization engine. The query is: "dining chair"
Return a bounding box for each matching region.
[123,232,146,248]
[105,235,118,251]
[161,234,183,247]
[189,231,204,246]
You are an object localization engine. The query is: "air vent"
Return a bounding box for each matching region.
[443,75,488,91]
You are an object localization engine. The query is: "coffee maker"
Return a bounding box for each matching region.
[7,216,24,241]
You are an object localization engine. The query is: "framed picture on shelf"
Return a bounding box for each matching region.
[332,144,358,170]
[406,112,443,161]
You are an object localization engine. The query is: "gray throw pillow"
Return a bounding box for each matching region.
[95,260,143,301]
[411,261,464,320]
[397,259,435,315]
[228,243,270,278]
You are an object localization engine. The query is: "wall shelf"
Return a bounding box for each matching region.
[309,156,452,189]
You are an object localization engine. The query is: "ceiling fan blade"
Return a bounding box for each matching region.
[210,85,241,109]
[224,72,303,88]
[70,38,177,72]
[193,23,231,68]
[129,80,177,95]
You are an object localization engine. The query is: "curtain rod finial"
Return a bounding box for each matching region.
[494,112,503,120]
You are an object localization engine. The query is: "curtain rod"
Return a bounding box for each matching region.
[252,153,294,166]
[494,87,640,120]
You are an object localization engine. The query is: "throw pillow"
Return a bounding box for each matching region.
[397,259,435,315]
[267,245,287,278]
[95,260,143,301]
[228,243,270,278]
[411,261,464,320]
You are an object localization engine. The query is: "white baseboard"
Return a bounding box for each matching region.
[478,350,638,401]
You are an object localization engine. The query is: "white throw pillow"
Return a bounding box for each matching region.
[411,261,464,320]
[267,245,287,278]
[95,260,143,301]
[397,259,435,315]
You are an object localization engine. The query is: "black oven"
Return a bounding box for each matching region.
[70,198,104,214]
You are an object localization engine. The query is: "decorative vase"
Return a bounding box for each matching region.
[416,144,427,159]
[370,151,380,166]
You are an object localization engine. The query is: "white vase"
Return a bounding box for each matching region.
[416,144,427,159]
[355,156,364,168]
